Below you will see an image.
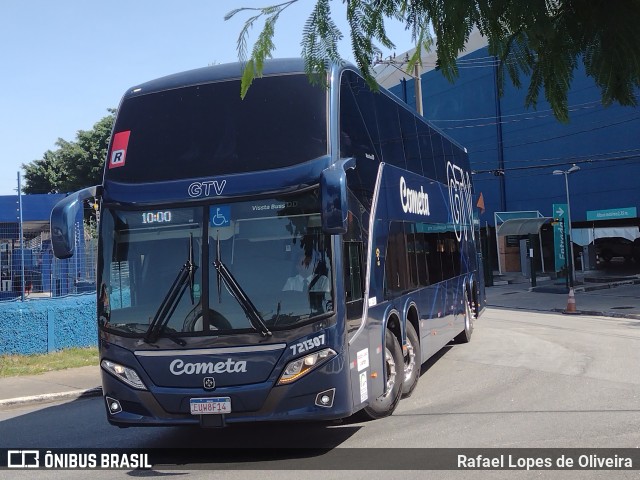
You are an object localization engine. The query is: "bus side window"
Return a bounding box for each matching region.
[426,232,443,284]
[344,241,363,302]
[384,221,411,298]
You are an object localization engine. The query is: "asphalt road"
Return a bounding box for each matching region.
[2,307,639,479]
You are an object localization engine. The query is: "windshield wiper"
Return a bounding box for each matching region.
[130,324,185,347]
[144,234,197,344]
[214,236,271,337]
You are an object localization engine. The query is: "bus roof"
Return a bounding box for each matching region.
[122,58,467,154]
[117,57,468,167]
[124,58,309,99]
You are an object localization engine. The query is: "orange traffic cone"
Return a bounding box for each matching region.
[564,288,578,314]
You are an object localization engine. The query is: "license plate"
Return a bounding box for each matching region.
[190,397,231,415]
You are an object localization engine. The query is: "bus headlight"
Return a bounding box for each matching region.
[101,360,147,390]
[277,348,336,385]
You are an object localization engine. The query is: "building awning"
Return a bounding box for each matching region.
[496,217,554,236]
[572,227,640,246]
[493,210,551,275]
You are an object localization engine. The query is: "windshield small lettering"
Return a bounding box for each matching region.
[251,201,298,211]
[169,358,247,375]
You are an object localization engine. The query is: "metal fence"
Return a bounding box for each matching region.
[0,221,97,302]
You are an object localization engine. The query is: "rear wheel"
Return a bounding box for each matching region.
[453,290,474,344]
[362,331,403,419]
[401,322,421,398]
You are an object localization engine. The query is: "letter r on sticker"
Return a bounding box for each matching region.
[111,150,125,166]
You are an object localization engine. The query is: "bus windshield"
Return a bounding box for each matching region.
[105,74,328,183]
[98,193,333,338]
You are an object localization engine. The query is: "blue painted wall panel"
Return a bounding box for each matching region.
[0,294,97,355]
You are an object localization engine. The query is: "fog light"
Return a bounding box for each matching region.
[315,388,336,408]
[106,396,122,415]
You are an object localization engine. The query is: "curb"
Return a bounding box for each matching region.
[487,303,640,321]
[0,386,102,409]
[526,278,640,294]
[579,278,640,293]
[549,308,640,320]
[493,277,640,291]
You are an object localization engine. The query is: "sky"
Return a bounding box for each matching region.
[0,0,415,196]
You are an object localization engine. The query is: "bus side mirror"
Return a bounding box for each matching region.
[50,185,102,259]
[320,158,355,235]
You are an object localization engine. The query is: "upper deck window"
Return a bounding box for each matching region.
[106,74,328,183]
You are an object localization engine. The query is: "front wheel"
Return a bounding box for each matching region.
[362,331,403,419]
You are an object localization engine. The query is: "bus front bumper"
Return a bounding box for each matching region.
[101,353,354,427]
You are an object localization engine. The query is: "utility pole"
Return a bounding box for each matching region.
[493,56,506,212]
[374,54,424,116]
[414,62,423,116]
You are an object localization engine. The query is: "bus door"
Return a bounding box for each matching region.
[347,303,385,410]
[344,238,385,410]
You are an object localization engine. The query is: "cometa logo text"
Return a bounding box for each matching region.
[400,176,430,216]
[169,358,247,375]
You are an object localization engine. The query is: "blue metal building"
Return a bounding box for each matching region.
[0,193,93,300]
[376,37,640,274]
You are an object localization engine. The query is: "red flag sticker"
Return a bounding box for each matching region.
[109,130,131,169]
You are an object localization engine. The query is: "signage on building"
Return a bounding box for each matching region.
[552,203,568,274]
[586,207,637,221]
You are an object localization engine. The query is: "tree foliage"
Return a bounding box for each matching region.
[22,110,115,194]
[227,0,640,121]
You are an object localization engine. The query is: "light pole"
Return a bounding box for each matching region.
[17,172,25,301]
[553,164,580,286]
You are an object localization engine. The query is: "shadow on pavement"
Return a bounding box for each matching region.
[1,394,361,451]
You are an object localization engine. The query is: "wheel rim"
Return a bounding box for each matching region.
[404,336,416,383]
[465,302,470,331]
[465,293,474,332]
[381,346,397,400]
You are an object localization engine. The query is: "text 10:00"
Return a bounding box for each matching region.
[141,211,172,224]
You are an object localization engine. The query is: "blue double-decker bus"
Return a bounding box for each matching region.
[51,59,485,427]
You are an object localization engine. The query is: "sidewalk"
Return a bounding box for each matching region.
[1,272,639,409]
[0,365,101,408]
[488,270,640,318]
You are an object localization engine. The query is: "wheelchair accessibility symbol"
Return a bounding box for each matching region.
[210,206,231,227]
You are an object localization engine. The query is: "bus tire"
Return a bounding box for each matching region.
[362,331,403,419]
[401,321,421,398]
[453,290,474,344]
